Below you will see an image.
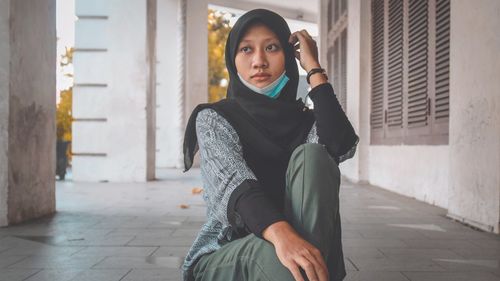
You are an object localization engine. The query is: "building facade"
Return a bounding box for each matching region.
[1,0,499,233]
[319,0,500,233]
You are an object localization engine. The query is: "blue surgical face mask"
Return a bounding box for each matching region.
[238,71,289,99]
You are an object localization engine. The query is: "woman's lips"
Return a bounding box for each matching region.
[252,74,271,81]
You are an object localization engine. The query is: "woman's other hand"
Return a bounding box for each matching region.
[263,221,329,281]
[289,30,328,88]
[289,30,321,72]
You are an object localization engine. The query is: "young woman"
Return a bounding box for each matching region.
[182,9,359,281]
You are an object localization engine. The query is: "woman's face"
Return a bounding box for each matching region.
[235,23,286,88]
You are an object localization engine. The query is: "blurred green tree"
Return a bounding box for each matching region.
[208,9,231,102]
[56,47,73,163]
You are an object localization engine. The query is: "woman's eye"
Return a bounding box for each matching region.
[266,44,280,51]
[240,46,251,53]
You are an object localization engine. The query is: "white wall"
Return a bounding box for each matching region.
[184,0,208,124]
[73,0,155,182]
[341,0,450,210]
[447,0,500,233]
[156,0,183,168]
[341,0,370,184]
[369,145,449,208]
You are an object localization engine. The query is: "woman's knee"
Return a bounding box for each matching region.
[238,237,294,281]
[287,143,340,190]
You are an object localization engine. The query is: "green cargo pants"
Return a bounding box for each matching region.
[192,143,346,281]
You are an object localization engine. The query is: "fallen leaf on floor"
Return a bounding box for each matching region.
[191,187,203,194]
[179,204,189,209]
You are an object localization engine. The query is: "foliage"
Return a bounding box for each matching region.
[56,47,73,162]
[56,87,72,142]
[208,9,232,102]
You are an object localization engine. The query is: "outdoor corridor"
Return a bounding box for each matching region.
[0,169,499,281]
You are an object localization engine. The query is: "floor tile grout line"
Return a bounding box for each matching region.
[400,271,413,281]
[346,257,359,271]
[149,246,161,256]
[118,268,134,281]
[20,268,43,281]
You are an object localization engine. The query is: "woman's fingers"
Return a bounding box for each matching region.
[310,248,328,273]
[295,50,300,60]
[289,33,299,45]
[296,255,320,281]
[306,250,329,281]
[286,261,305,281]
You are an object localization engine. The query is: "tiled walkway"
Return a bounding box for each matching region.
[0,168,499,281]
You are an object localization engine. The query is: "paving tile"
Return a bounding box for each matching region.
[343,247,385,259]
[358,228,427,239]
[0,245,84,257]
[341,229,363,239]
[0,269,40,281]
[402,271,500,281]
[342,238,407,248]
[170,228,199,238]
[344,271,409,281]
[127,236,195,247]
[8,256,106,269]
[69,269,130,281]
[451,247,500,259]
[71,246,157,257]
[0,256,29,268]
[92,256,182,269]
[53,235,136,246]
[349,256,445,271]
[24,269,83,281]
[400,239,479,249]
[471,239,500,249]
[105,228,173,236]
[0,168,498,280]
[121,269,183,281]
[147,220,204,230]
[431,258,499,271]
[151,246,189,258]
[378,248,463,260]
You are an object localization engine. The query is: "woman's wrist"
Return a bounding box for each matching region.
[305,62,322,73]
[262,220,295,245]
[309,72,328,88]
[305,62,329,88]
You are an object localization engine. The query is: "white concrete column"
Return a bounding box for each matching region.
[73,0,156,182]
[156,0,184,168]
[341,0,370,183]
[447,0,500,233]
[184,0,208,126]
[0,0,56,226]
[318,0,328,67]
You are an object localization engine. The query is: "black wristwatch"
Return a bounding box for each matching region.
[306,68,328,84]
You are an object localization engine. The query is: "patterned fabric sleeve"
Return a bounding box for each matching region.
[195,108,258,229]
[306,121,359,163]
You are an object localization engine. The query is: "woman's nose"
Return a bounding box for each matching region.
[252,49,268,68]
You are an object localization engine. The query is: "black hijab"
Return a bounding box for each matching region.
[183,9,315,194]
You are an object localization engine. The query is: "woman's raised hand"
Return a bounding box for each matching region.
[263,221,329,281]
[289,30,321,72]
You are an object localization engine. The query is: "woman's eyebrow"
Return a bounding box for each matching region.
[239,37,279,44]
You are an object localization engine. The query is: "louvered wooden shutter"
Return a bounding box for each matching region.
[341,0,347,15]
[334,0,340,23]
[434,0,450,122]
[370,0,449,144]
[387,0,404,129]
[327,0,333,30]
[370,0,385,134]
[407,0,429,128]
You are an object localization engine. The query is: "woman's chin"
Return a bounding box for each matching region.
[251,80,272,88]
